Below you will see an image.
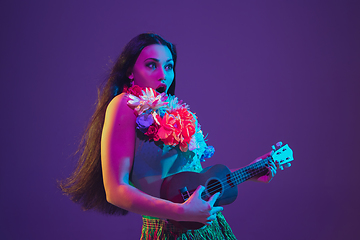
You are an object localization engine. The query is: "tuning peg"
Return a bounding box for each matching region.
[272,142,283,151]
[279,162,291,171]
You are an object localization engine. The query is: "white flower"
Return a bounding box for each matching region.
[165,95,189,112]
[188,135,199,151]
[127,94,141,108]
[188,131,206,154]
[127,88,167,115]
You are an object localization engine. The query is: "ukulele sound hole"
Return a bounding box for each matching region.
[205,178,223,197]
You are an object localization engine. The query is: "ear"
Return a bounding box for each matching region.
[128,72,134,80]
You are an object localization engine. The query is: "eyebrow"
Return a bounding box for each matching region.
[144,58,174,63]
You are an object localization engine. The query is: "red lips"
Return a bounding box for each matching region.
[156,83,167,93]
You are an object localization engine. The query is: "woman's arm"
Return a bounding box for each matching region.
[101,94,222,224]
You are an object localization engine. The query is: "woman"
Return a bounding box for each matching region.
[60,33,279,239]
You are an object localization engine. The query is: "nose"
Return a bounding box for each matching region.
[158,67,166,81]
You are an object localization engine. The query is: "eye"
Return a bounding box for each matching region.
[165,63,174,71]
[146,62,156,70]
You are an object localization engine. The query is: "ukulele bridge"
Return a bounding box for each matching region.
[179,187,190,201]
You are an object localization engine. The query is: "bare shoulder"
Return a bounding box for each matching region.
[102,94,137,137]
[107,93,132,113]
[105,93,135,122]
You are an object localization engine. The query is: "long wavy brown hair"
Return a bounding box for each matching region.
[58,33,177,215]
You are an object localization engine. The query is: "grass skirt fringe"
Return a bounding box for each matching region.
[140,212,237,240]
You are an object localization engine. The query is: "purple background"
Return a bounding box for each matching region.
[1,0,359,239]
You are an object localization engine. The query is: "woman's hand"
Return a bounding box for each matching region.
[250,142,291,183]
[250,157,278,183]
[180,185,223,225]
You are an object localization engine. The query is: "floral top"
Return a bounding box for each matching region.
[126,85,215,171]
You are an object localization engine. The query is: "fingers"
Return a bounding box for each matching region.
[206,193,223,225]
[207,214,217,221]
[206,213,217,225]
[206,207,223,225]
[184,185,225,225]
[210,206,223,215]
[207,192,220,206]
[268,161,277,174]
[270,167,276,176]
[193,185,205,198]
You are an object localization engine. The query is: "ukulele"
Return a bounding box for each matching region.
[160,143,294,230]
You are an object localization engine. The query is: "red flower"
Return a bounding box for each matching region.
[127,85,144,97]
[180,121,196,151]
[157,113,180,146]
[145,124,160,141]
[156,109,196,152]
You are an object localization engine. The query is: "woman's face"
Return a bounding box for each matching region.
[129,44,174,93]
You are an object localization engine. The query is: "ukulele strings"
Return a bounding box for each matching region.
[202,167,265,198]
[184,166,263,201]
[186,157,273,198]
[202,166,266,198]
[207,157,274,195]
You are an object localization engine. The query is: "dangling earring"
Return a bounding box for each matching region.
[123,76,134,93]
[128,73,134,87]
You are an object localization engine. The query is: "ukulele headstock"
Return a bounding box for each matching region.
[271,143,294,166]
